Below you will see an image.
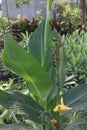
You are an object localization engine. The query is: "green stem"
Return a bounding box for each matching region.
[0,109,9,119]
[70,112,77,123]
[41,124,45,130]
[10,111,19,123]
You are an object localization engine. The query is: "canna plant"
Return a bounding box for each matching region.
[1,32,87,130]
[0,0,87,130]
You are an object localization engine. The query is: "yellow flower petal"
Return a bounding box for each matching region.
[53,105,61,112]
[60,105,72,112]
[53,97,72,112]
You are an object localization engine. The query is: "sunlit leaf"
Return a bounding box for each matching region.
[3,35,52,100]
[28,20,54,67]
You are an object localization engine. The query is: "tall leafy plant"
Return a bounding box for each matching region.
[2,34,87,130]
[0,33,87,130]
[0,0,87,130]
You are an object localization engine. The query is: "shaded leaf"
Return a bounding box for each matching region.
[63,83,87,111]
[0,90,44,123]
[64,122,87,130]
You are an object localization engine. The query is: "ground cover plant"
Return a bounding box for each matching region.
[64,31,87,85]
[0,0,87,130]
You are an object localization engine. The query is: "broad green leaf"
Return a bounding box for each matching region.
[63,83,87,111]
[28,20,54,67]
[3,35,52,99]
[0,123,34,130]
[0,90,44,123]
[28,21,45,65]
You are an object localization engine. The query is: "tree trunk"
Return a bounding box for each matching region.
[80,0,86,24]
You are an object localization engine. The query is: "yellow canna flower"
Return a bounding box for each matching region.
[53,97,72,112]
[50,119,57,128]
